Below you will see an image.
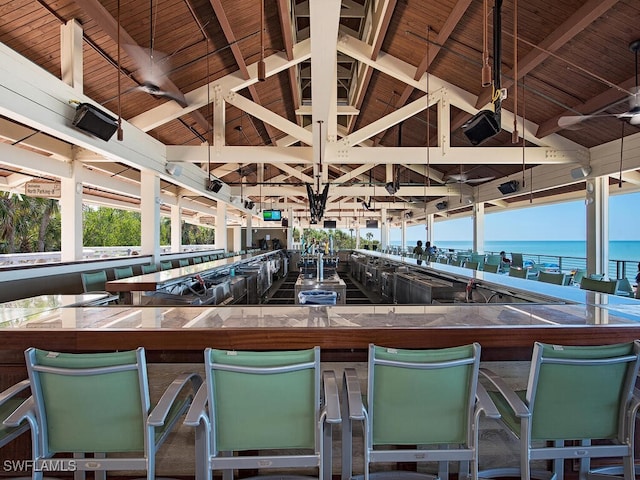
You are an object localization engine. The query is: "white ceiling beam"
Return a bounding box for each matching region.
[167,145,313,165]
[295,105,359,115]
[168,144,582,166]
[344,95,432,146]
[0,118,73,161]
[224,92,313,145]
[274,163,315,184]
[310,0,341,183]
[0,143,72,179]
[332,145,583,165]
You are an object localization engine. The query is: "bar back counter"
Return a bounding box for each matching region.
[2,249,640,476]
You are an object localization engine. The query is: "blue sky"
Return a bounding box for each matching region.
[373,191,640,243]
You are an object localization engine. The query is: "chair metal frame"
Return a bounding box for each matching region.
[5,347,201,480]
[341,343,500,480]
[185,346,341,480]
[479,341,640,480]
[1,379,32,448]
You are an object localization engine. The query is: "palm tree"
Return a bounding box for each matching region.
[365,232,373,247]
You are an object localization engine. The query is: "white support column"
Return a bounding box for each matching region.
[355,224,361,249]
[230,226,241,253]
[380,208,388,251]
[473,202,485,253]
[60,162,83,262]
[140,170,161,264]
[401,219,406,253]
[216,201,228,252]
[586,177,609,276]
[287,207,294,248]
[246,215,253,249]
[60,19,83,91]
[426,214,434,244]
[171,200,182,252]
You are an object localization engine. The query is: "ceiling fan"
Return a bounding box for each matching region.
[445,166,495,185]
[558,39,640,129]
[117,0,188,108]
[124,45,188,107]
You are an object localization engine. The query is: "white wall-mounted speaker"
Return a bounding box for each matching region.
[570,166,591,179]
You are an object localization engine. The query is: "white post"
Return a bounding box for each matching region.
[380,208,388,251]
[216,202,228,252]
[246,215,253,249]
[171,200,182,252]
[586,177,608,276]
[473,201,485,253]
[140,170,161,263]
[60,162,83,262]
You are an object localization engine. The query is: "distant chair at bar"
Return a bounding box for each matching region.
[160,261,173,271]
[537,271,565,285]
[615,278,634,297]
[113,266,134,280]
[193,257,203,264]
[437,257,449,265]
[483,263,499,274]
[81,270,109,293]
[485,254,501,267]
[465,261,479,270]
[178,259,189,267]
[469,253,485,270]
[451,258,462,267]
[511,253,523,268]
[201,255,211,262]
[141,263,157,274]
[580,277,619,294]
[508,267,527,279]
[571,268,587,285]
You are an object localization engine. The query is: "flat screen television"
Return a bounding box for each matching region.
[262,209,282,221]
[365,219,378,228]
[323,220,337,229]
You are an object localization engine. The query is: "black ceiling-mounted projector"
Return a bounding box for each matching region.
[461,110,501,146]
[71,103,118,141]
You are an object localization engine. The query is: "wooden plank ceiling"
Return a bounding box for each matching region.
[0,0,639,225]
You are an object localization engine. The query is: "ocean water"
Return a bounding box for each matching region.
[390,240,640,262]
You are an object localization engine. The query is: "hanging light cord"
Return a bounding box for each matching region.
[512,0,518,142]
[619,121,625,188]
[521,75,526,189]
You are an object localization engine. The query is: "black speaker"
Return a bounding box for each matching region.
[435,201,448,211]
[498,180,519,194]
[72,103,118,141]
[206,179,223,192]
[461,110,501,146]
